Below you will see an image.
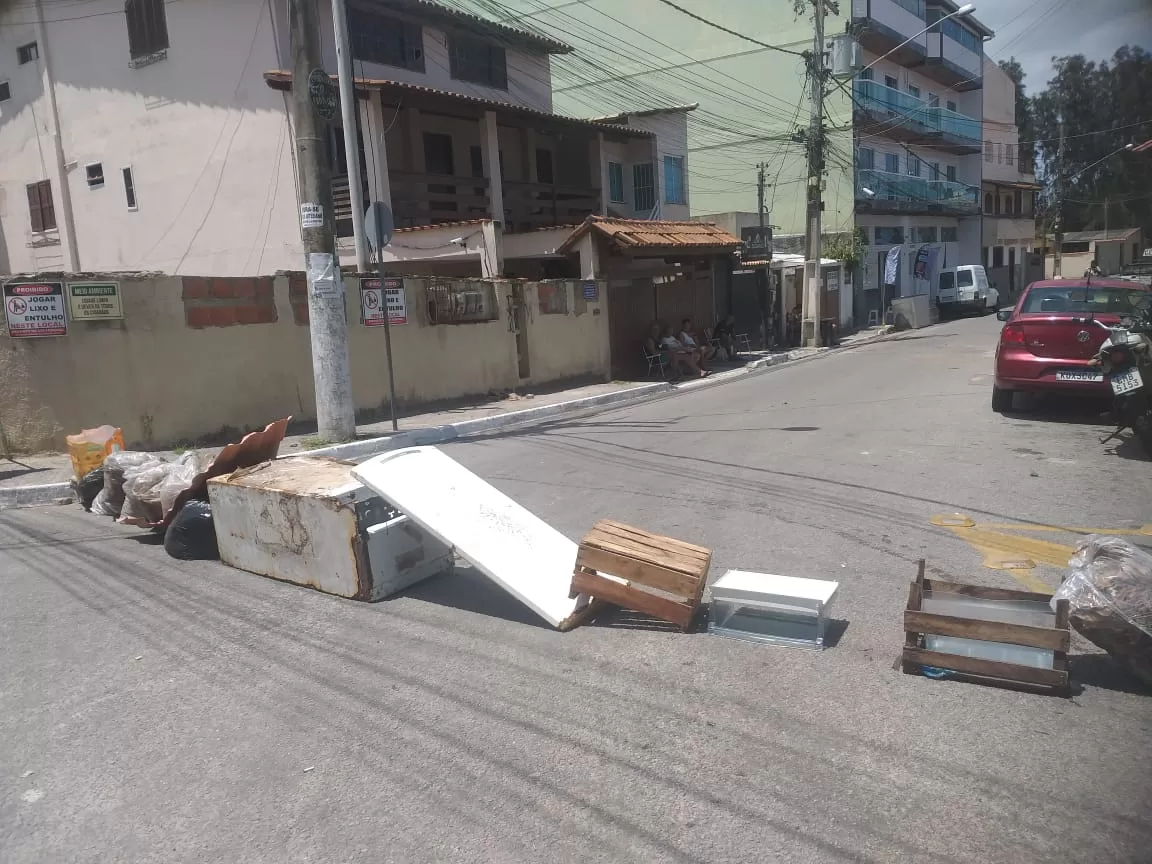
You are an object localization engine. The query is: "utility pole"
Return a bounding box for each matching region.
[333,0,369,272]
[757,162,770,346]
[290,0,357,442]
[1052,60,1066,279]
[802,0,827,348]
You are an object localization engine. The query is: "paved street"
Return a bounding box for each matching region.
[2,316,1151,864]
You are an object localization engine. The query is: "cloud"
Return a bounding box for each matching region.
[979,0,1151,91]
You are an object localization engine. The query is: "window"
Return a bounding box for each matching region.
[26,180,56,232]
[125,0,169,62]
[983,193,993,213]
[892,0,925,17]
[1021,287,1145,314]
[537,282,568,315]
[856,147,875,170]
[884,152,899,173]
[122,167,137,210]
[930,161,940,180]
[349,8,424,71]
[0,81,10,102]
[17,42,38,65]
[916,226,937,243]
[946,165,957,182]
[939,18,982,53]
[992,247,1004,268]
[858,68,873,81]
[875,226,904,245]
[984,140,994,162]
[423,133,454,176]
[1004,195,1013,215]
[946,99,957,113]
[1062,241,1090,254]
[884,74,898,90]
[957,269,974,288]
[1014,189,1023,215]
[607,161,624,203]
[941,226,958,242]
[1006,146,1014,167]
[448,34,507,90]
[907,84,921,99]
[536,148,554,185]
[663,155,686,204]
[633,162,655,212]
[907,153,921,177]
[85,163,105,189]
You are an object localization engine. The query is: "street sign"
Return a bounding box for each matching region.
[364,201,394,254]
[4,281,67,337]
[583,280,598,301]
[741,225,772,259]
[67,282,123,320]
[361,277,407,326]
[307,68,338,121]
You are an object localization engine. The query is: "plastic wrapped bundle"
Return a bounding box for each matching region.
[1054,535,1152,686]
[91,452,155,518]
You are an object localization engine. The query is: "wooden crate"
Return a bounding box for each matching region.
[902,560,1071,697]
[570,520,711,630]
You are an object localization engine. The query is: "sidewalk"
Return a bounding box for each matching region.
[0,330,887,505]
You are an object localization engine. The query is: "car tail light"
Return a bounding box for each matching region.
[1001,323,1025,346]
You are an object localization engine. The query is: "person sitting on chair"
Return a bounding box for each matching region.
[713,314,742,360]
[678,318,716,368]
[660,325,710,378]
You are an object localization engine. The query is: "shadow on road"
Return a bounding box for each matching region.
[1069,653,1152,697]
[400,564,552,629]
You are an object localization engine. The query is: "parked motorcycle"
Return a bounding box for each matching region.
[1093,297,1152,455]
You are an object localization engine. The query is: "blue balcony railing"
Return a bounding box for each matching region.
[856,169,980,214]
[855,80,981,144]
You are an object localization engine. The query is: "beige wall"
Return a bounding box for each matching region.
[0,275,609,452]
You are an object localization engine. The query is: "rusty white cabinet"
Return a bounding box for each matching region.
[207,457,452,601]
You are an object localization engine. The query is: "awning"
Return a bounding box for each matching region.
[263,71,650,138]
[556,216,741,254]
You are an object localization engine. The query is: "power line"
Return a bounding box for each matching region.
[650,0,805,57]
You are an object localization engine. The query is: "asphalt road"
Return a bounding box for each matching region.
[2,316,1151,864]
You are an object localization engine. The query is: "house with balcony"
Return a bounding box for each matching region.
[0,0,700,284]
[850,0,993,320]
[980,56,1039,297]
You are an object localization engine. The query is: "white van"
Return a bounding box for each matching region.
[937,265,998,316]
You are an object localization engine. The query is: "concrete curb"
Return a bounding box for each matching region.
[298,381,673,462]
[0,481,75,510]
[0,331,893,508]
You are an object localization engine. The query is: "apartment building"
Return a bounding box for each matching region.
[980,56,1039,296]
[0,0,693,278]
[850,0,992,320]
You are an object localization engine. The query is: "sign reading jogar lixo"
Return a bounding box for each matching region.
[4,281,67,338]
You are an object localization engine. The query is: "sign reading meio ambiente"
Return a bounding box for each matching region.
[67,282,123,320]
[4,281,67,338]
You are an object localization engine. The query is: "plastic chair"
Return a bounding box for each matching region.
[643,345,669,379]
[867,310,880,326]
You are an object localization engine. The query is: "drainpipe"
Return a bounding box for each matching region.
[34,0,79,271]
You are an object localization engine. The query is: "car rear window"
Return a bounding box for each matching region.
[957,270,974,287]
[1021,287,1147,314]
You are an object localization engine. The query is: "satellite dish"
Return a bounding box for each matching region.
[365,201,394,255]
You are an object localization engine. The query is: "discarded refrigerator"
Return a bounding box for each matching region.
[207,456,453,600]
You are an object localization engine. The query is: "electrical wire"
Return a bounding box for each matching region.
[649,0,805,57]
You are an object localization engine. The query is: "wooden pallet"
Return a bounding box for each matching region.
[902,560,1071,697]
[570,519,711,630]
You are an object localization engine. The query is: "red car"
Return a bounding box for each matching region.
[993,278,1152,412]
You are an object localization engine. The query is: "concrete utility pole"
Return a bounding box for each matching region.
[333,0,369,272]
[802,0,827,348]
[1053,60,1066,279]
[290,0,357,442]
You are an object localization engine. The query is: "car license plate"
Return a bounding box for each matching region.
[1055,369,1103,382]
[1111,367,1144,395]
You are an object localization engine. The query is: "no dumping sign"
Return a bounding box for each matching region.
[4,281,67,338]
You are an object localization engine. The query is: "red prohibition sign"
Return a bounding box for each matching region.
[7,297,27,316]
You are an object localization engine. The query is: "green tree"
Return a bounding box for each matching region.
[998,58,1034,168]
[1032,47,1152,237]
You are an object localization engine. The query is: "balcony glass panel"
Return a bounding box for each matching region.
[855,80,980,143]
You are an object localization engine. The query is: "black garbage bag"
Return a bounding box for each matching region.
[163,500,219,560]
[76,467,105,511]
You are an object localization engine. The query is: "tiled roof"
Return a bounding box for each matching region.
[380,0,572,54]
[588,104,699,124]
[558,217,742,253]
[262,72,650,138]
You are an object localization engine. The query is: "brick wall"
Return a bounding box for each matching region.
[181,277,277,328]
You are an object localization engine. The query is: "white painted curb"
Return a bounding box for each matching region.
[0,482,75,510]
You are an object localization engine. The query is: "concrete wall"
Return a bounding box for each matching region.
[0,0,301,278]
[0,274,609,451]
